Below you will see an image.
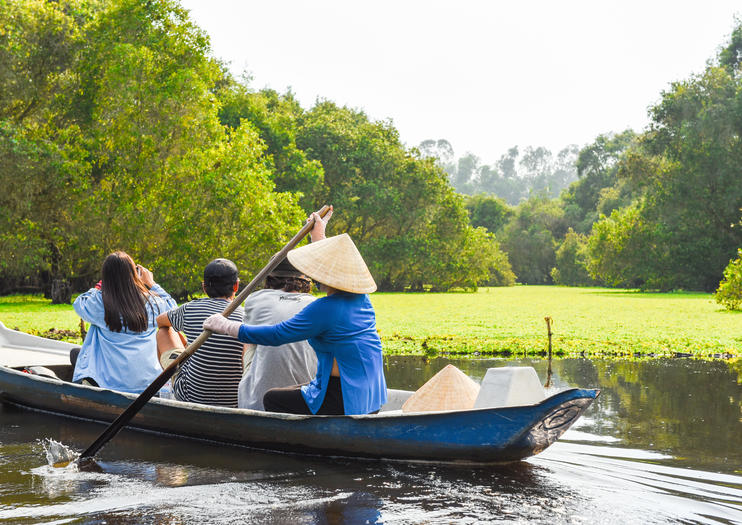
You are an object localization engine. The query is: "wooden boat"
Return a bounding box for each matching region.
[0,322,599,464]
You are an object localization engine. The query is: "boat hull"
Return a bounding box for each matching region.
[0,365,598,464]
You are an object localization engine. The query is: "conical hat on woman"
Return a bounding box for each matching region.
[287,233,377,294]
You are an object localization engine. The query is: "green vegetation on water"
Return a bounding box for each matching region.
[2,287,739,358]
[372,287,741,358]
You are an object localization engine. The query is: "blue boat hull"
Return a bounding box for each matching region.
[0,365,598,463]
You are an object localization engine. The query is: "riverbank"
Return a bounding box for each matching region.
[1,286,739,358]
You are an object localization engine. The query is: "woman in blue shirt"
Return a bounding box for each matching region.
[73,251,177,393]
[205,214,387,415]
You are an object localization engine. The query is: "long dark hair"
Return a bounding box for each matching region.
[101,251,154,333]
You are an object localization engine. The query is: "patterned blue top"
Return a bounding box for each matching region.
[237,292,387,415]
[72,284,177,393]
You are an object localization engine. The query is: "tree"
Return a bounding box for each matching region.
[296,101,512,291]
[500,196,567,284]
[417,139,455,170]
[0,120,92,298]
[603,26,742,291]
[0,0,306,300]
[70,0,305,297]
[420,142,579,205]
[0,0,90,125]
[0,0,98,299]
[586,203,665,289]
[550,228,595,286]
[560,130,637,234]
[464,194,512,233]
[715,248,742,310]
[218,85,324,211]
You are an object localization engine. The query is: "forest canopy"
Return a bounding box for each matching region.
[1,0,740,303]
[422,26,742,294]
[0,0,513,300]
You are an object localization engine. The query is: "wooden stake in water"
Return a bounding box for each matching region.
[544,316,553,388]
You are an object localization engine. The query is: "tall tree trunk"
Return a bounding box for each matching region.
[51,278,71,304]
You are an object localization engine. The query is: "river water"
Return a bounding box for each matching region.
[1,357,740,524]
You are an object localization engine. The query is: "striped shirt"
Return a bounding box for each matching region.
[167,298,244,407]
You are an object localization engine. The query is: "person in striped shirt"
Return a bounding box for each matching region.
[155,259,244,407]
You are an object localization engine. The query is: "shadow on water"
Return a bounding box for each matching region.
[0,357,741,523]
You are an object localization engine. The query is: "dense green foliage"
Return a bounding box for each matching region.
[0,0,514,298]
[583,29,742,291]
[447,25,742,292]
[550,229,594,286]
[562,130,638,234]
[586,35,742,291]
[499,197,567,284]
[715,248,742,310]
[5,287,739,357]
[0,0,305,300]
[215,90,514,291]
[464,194,512,233]
[3,0,740,297]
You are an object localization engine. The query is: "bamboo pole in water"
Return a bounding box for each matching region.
[544,316,553,388]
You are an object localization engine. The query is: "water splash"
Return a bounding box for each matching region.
[41,438,79,468]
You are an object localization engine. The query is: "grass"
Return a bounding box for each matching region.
[1,286,740,358]
[0,294,85,343]
[370,286,741,358]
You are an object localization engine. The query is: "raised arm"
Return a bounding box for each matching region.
[73,288,105,325]
[309,205,333,242]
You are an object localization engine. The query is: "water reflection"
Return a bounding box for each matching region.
[385,356,742,475]
[0,357,740,524]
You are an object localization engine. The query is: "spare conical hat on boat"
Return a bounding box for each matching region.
[402,364,481,413]
[287,233,377,294]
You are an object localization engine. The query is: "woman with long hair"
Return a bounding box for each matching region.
[73,251,177,393]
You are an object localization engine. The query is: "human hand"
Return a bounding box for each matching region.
[203,313,241,338]
[309,205,333,242]
[136,264,155,288]
[94,280,102,290]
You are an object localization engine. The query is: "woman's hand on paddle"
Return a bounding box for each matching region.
[204,313,242,338]
[136,264,155,289]
[309,205,332,242]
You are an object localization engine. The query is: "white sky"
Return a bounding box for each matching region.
[181,0,741,165]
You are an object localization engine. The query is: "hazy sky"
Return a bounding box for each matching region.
[181,0,740,164]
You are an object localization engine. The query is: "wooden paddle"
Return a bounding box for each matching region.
[77,205,331,462]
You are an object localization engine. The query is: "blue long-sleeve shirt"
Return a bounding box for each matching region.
[237,292,387,415]
[73,284,177,393]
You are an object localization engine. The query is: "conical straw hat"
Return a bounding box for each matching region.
[287,233,377,294]
[402,364,480,413]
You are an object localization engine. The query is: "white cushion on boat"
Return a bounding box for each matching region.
[380,389,415,411]
[474,367,545,409]
[402,364,480,413]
